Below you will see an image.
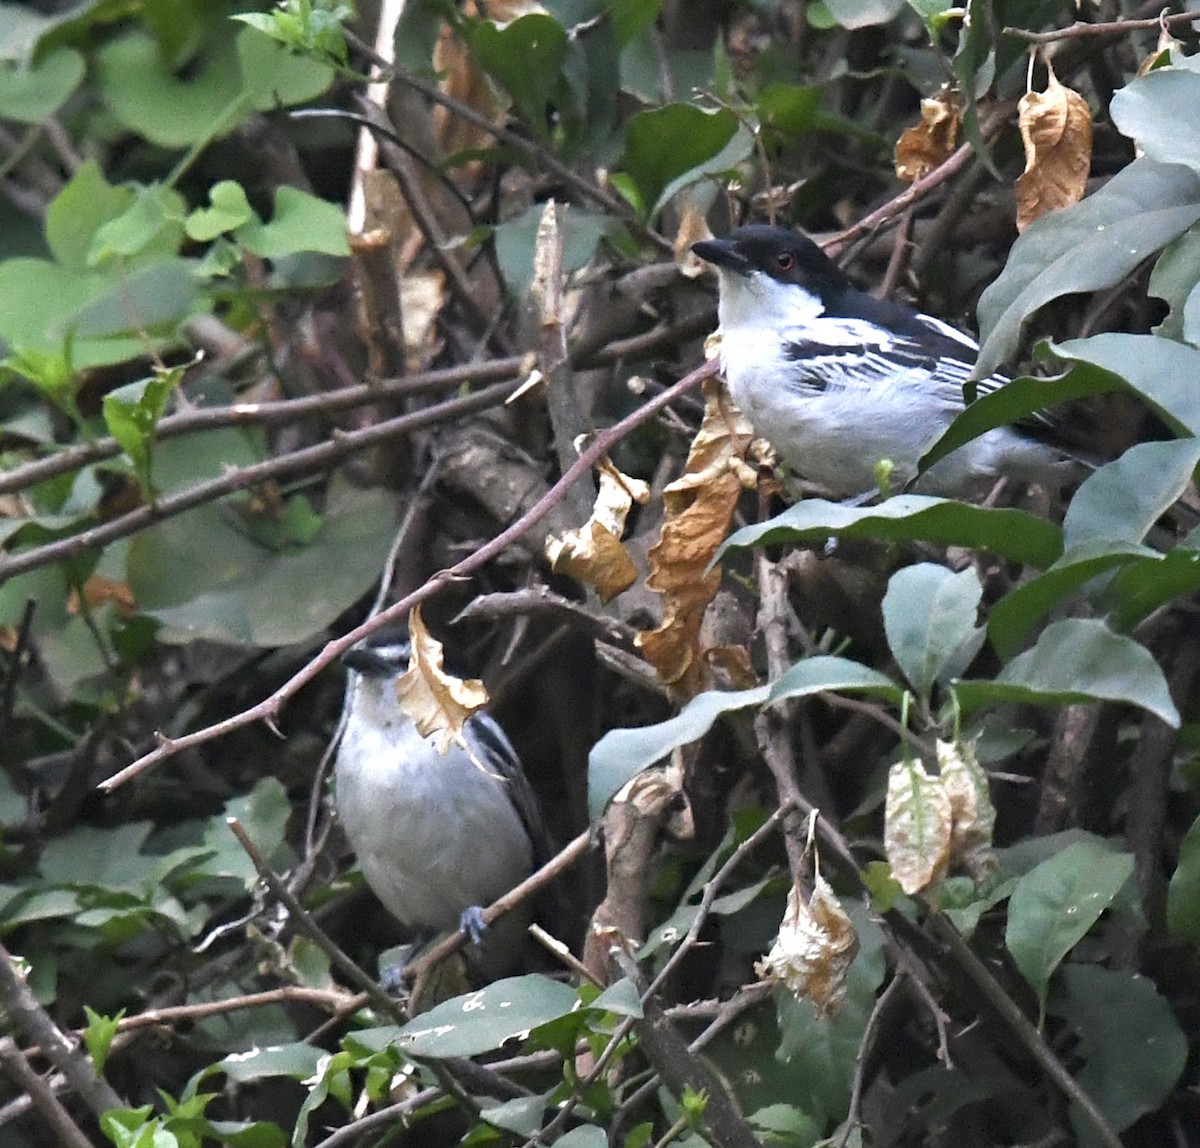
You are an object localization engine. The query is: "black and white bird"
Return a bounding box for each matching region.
[334,640,545,976]
[691,225,1080,498]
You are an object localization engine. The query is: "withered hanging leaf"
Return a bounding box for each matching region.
[894,86,962,184]
[636,379,757,698]
[938,737,997,881]
[675,195,713,280]
[395,605,490,755]
[756,874,859,1017]
[67,574,137,618]
[545,455,649,603]
[1015,63,1092,233]
[884,757,954,895]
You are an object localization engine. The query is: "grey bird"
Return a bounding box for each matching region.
[334,640,545,976]
[692,224,1081,498]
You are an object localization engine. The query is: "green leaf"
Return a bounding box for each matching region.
[491,203,613,299]
[127,484,398,647]
[986,539,1156,660]
[1104,545,1200,632]
[71,259,204,340]
[102,371,175,495]
[719,495,1063,570]
[588,657,900,817]
[918,366,1120,478]
[82,1005,123,1074]
[87,184,187,266]
[1050,333,1200,435]
[1167,809,1200,943]
[186,180,255,242]
[619,104,747,219]
[824,0,906,27]
[1004,837,1134,1007]
[46,161,135,273]
[235,186,349,259]
[554,1126,608,1148]
[975,159,1200,379]
[956,618,1179,727]
[233,24,336,111]
[465,13,567,137]
[1048,964,1187,1136]
[1110,67,1200,174]
[396,975,579,1057]
[0,47,83,121]
[217,1042,325,1082]
[882,563,983,698]
[1148,224,1200,340]
[756,83,822,141]
[1063,438,1200,551]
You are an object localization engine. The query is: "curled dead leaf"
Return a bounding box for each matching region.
[1015,62,1092,233]
[884,756,954,895]
[395,606,490,756]
[545,455,649,603]
[938,737,997,881]
[67,574,137,619]
[636,379,757,698]
[895,86,962,184]
[756,874,858,1017]
[675,196,714,280]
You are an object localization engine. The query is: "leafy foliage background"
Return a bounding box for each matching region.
[2,1,1200,1146]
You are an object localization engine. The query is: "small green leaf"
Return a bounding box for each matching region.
[719,495,1063,570]
[235,186,349,259]
[1004,837,1133,1007]
[186,180,255,242]
[1048,964,1187,1137]
[87,184,187,266]
[882,563,983,698]
[956,618,1179,728]
[102,370,176,495]
[82,1005,124,1075]
[396,975,580,1058]
[217,1042,325,1082]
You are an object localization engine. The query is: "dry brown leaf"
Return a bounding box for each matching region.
[395,605,490,755]
[938,737,997,881]
[67,574,137,619]
[884,757,953,895]
[894,85,962,184]
[400,269,446,368]
[675,196,713,280]
[1136,25,1183,77]
[545,455,649,603]
[636,379,757,698]
[1015,63,1092,233]
[755,873,859,1017]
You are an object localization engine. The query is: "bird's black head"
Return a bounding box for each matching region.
[692,225,843,290]
[342,640,411,677]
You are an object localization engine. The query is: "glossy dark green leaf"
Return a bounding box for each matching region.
[396,975,579,1057]
[1167,809,1200,943]
[588,657,900,817]
[918,366,1120,478]
[956,618,1179,727]
[882,563,983,698]
[619,104,745,219]
[756,83,822,141]
[217,1042,326,1082]
[466,13,568,137]
[719,496,1063,570]
[975,160,1200,379]
[1050,333,1200,434]
[986,540,1155,660]
[1048,964,1187,1136]
[1005,837,1133,1007]
[1106,546,1200,633]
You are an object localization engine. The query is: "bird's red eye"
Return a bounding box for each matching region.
[776,252,795,272]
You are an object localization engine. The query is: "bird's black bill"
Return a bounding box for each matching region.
[691,237,750,274]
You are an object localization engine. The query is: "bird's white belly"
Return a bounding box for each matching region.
[335,720,533,931]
